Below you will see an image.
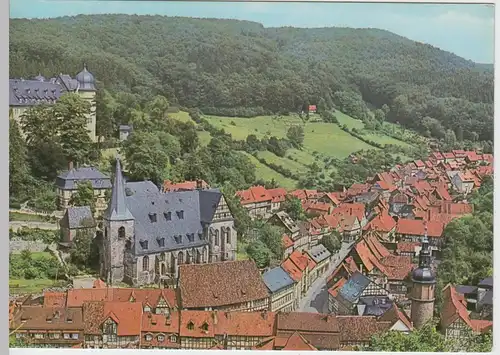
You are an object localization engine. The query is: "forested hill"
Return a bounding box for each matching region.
[9,14,494,141]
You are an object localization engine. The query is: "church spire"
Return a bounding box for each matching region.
[105,157,133,221]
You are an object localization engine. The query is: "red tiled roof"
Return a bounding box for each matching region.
[178,260,269,308]
[396,219,444,238]
[378,304,413,330]
[374,180,396,191]
[337,316,392,343]
[281,258,303,282]
[431,152,444,160]
[331,203,365,222]
[82,302,142,336]
[441,285,479,331]
[443,152,455,159]
[282,331,318,350]
[465,151,482,162]
[363,212,396,233]
[163,179,208,192]
[93,279,107,289]
[179,310,214,338]
[236,186,272,205]
[414,160,425,168]
[282,234,294,249]
[289,250,317,272]
[305,202,331,213]
[142,311,179,334]
[268,188,288,203]
[323,192,342,205]
[452,150,467,158]
[215,311,275,337]
[43,292,67,307]
[328,278,347,298]
[396,242,420,254]
[277,312,339,333]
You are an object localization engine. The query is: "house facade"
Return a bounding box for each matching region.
[262,266,296,312]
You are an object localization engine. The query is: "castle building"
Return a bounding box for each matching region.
[9,64,97,142]
[409,235,436,329]
[100,158,237,287]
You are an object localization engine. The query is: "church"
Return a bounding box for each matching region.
[100,158,237,287]
[9,64,97,142]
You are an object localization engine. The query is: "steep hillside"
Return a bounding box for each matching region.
[9,14,494,141]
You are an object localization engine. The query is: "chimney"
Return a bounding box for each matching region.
[68,161,74,170]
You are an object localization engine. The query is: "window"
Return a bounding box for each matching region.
[141,240,149,250]
[164,212,171,221]
[34,333,44,339]
[49,333,60,339]
[64,333,70,339]
[142,256,149,271]
[149,213,157,223]
[177,210,184,219]
[157,335,165,342]
[215,230,220,246]
[187,321,194,330]
[105,227,108,238]
[178,252,184,265]
[201,322,209,331]
[157,238,165,247]
[144,306,151,312]
[170,335,177,343]
[145,334,153,341]
[72,333,79,340]
[118,226,125,239]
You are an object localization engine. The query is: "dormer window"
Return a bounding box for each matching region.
[174,235,182,244]
[140,240,149,250]
[164,212,172,221]
[144,305,151,312]
[157,238,165,247]
[187,233,194,242]
[66,316,73,324]
[157,334,165,342]
[187,321,194,330]
[201,322,209,331]
[149,213,157,223]
[177,210,184,219]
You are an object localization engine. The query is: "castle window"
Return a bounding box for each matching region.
[142,256,149,271]
[176,210,184,219]
[187,321,194,330]
[149,213,157,223]
[164,212,171,221]
[118,226,125,239]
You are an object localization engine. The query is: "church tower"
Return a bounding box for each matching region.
[75,63,97,142]
[102,158,135,285]
[410,233,436,329]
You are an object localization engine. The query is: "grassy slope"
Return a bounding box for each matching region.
[239,152,297,190]
[256,150,309,174]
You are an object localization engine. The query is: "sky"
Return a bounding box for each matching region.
[9,1,495,64]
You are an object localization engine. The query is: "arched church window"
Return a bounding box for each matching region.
[215,230,219,246]
[177,251,184,265]
[118,227,125,239]
[142,256,149,271]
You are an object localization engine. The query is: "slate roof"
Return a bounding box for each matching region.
[478,289,493,306]
[62,206,95,229]
[9,78,62,106]
[262,266,296,293]
[56,167,112,190]
[455,285,478,295]
[338,272,371,304]
[478,276,493,288]
[307,244,331,264]
[271,211,299,234]
[106,159,226,256]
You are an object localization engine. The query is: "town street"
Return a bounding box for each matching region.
[298,241,354,313]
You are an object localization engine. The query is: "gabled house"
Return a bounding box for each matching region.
[362,212,396,241]
[59,206,96,245]
[262,266,296,312]
[451,171,476,195]
[306,244,332,280]
[236,186,273,219]
[268,188,288,212]
[267,211,300,239]
[396,219,445,253]
[440,285,492,342]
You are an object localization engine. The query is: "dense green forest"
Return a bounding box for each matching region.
[9,14,493,142]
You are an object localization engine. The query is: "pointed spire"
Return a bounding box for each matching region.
[83,62,88,71]
[105,157,134,221]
